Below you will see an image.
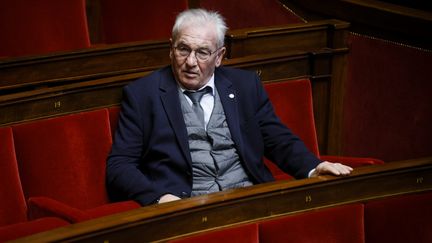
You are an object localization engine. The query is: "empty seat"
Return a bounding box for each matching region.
[12,109,139,223]
[0,126,69,241]
[0,0,90,58]
[264,79,384,180]
[100,0,188,44]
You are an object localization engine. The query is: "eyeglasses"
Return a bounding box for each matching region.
[173,45,222,62]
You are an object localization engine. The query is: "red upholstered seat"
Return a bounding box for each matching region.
[100,0,188,44]
[264,79,384,180]
[12,109,140,223]
[108,106,121,138]
[0,0,90,58]
[365,192,432,243]
[0,127,27,227]
[200,0,304,30]
[170,223,259,243]
[259,203,365,243]
[0,127,69,241]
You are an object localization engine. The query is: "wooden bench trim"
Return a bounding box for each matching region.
[13,157,432,242]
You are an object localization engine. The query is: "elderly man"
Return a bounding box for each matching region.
[107,8,352,206]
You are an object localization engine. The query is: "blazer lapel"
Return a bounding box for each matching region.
[159,70,193,166]
[215,70,245,155]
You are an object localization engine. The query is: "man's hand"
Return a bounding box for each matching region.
[310,161,353,177]
[158,194,181,204]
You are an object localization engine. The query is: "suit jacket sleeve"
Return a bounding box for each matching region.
[106,84,165,205]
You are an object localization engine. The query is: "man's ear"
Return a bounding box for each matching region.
[215,47,226,67]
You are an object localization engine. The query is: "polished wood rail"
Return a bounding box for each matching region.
[13,157,432,242]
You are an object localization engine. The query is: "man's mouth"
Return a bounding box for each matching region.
[183,70,198,77]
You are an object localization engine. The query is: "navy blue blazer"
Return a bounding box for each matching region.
[107,66,320,206]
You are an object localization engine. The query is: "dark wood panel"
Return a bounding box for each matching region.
[226,19,349,58]
[0,41,170,92]
[13,157,432,242]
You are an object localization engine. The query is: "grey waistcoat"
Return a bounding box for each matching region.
[179,87,253,196]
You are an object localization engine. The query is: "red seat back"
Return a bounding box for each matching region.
[263,79,319,180]
[343,34,432,161]
[264,79,319,156]
[170,223,259,243]
[0,127,27,226]
[0,0,90,58]
[108,106,121,138]
[365,192,432,243]
[100,0,188,44]
[259,203,365,243]
[12,110,113,210]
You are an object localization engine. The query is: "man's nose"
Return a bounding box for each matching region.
[185,51,198,66]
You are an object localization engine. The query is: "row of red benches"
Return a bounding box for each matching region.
[0,0,302,58]
[0,79,382,241]
[171,192,432,242]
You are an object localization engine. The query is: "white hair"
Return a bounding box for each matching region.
[172,8,228,48]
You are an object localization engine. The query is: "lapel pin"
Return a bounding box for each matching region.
[229,93,235,99]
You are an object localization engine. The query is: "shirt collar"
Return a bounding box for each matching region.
[178,74,215,96]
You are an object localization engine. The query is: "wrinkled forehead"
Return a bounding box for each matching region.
[174,21,218,48]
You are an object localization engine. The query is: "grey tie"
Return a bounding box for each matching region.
[184,86,212,127]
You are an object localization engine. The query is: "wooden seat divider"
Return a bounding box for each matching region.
[12,157,432,242]
[0,40,171,93]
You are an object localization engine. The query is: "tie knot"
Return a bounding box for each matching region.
[184,86,212,104]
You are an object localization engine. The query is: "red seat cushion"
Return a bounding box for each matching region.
[0,217,69,242]
[259,203,365,243]
[170,223,259,243]
[365,192,432,243]
[0,127,27,226]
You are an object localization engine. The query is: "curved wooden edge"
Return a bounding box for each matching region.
[13,157,432,242]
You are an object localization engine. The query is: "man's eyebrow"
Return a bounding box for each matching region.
[176,41,212,50]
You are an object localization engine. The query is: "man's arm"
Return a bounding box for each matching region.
[309,161,353,177]
[251,74,352,178]
[106,85,167,206]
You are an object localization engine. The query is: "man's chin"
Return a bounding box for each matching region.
[179,77,201,88]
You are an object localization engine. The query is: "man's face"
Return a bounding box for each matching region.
[170,22,226,90]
